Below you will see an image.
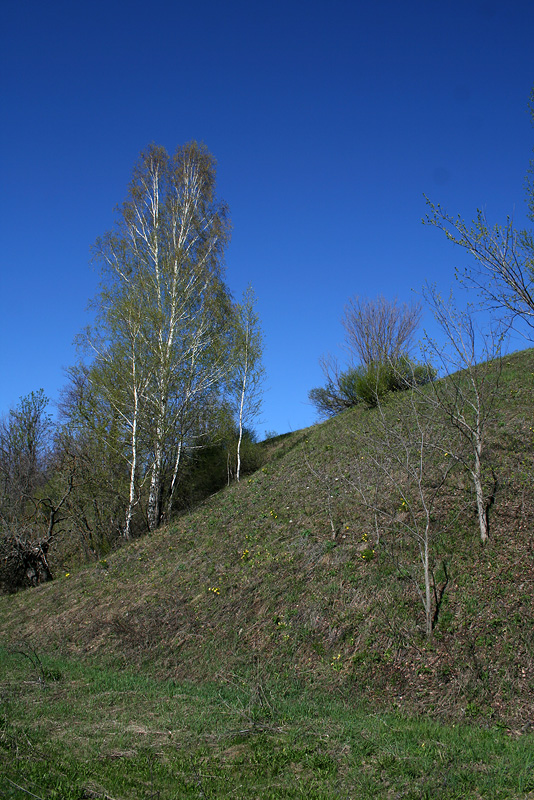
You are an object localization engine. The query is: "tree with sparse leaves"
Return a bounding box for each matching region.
[349,386,461,638]
[309,296,431,418]
[424,88,534,336]
[421,285,504,544]
[84,142,233,532]
[228,285,265,481]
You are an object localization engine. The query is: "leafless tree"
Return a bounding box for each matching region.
[350,386,460,637]
[342,294,422,366]
[421,285,504,544]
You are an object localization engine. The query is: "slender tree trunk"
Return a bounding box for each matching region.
[235,330,250,483]
[236,373,247,482]
[166,439,183,520]
[123,383,139,540]
[423,531,432,638]
[472,444,488,543]
[124,428,137,540]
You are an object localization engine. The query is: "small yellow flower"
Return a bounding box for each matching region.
[65,573,70,578]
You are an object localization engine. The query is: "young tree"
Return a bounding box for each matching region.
[90,142,232,531]
[424,88,534,335]
[422,285,504,544]
[350,387,460,637]
[229,286,265,481]
[424,202,534,333]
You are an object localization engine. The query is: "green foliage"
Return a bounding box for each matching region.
[85,141,234,533]
[308,382,353,417]
[309,357,436,415]
[168,427,264,511]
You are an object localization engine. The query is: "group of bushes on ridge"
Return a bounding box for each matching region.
[309,355,436,416]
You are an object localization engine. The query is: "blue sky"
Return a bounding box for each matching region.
[1,0,533,436]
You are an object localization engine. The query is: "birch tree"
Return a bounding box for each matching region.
[80,286,154,539]
[91,142,232,531]
[229,286,265,481]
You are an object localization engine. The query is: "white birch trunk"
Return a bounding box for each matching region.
[166,439,183,520]
[236,370,247,483]
[123,382,139,540]
[147,436,163,531]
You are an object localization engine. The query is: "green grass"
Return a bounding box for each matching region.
[2,646,534,799]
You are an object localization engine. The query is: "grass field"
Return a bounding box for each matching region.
[2,646,534,799]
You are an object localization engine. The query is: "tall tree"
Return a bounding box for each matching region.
[89,142,232,531]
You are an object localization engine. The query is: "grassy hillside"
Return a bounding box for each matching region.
[1,348,534,797]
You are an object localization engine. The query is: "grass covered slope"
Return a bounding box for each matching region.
[1,349,534,731]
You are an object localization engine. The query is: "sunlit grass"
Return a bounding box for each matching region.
[1,647,534,799]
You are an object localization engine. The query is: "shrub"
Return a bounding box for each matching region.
[309,357,436,415]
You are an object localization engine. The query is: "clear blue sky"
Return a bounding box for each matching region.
[1,0,533,436]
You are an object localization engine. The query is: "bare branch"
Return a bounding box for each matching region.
[342,295,422,366]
